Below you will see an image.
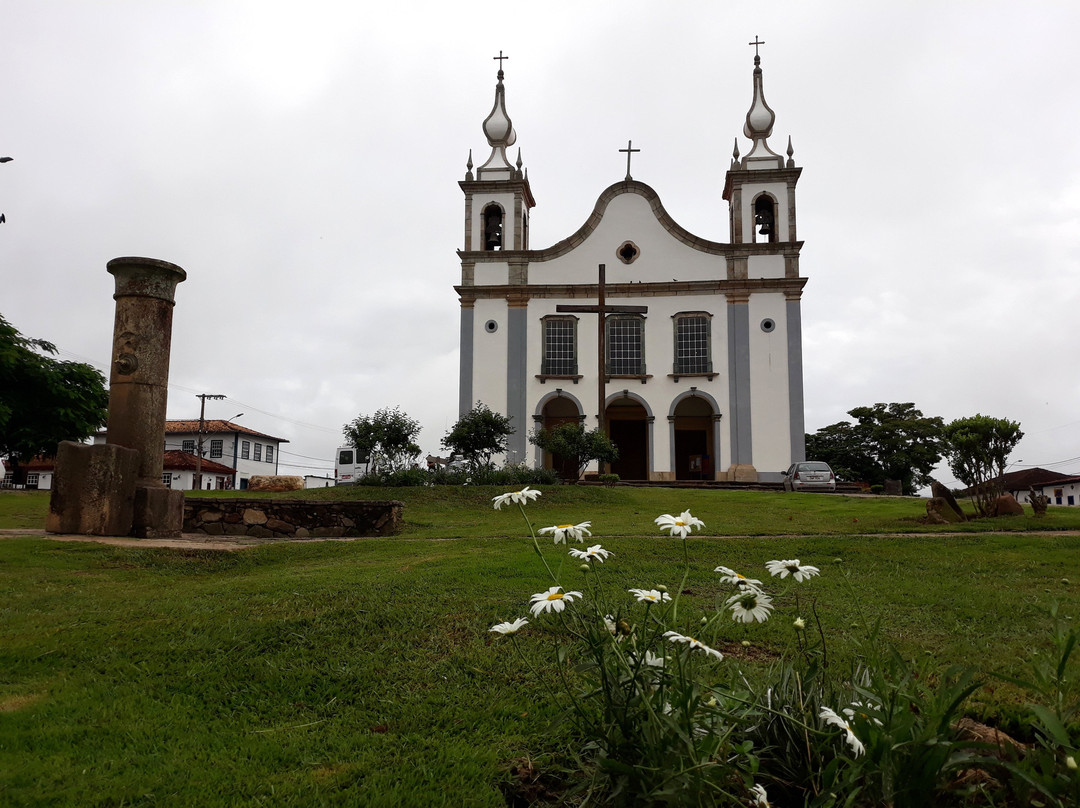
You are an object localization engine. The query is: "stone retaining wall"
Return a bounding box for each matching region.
[183,498,403,539]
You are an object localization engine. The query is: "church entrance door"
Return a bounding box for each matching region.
[673,396,715,480]
[606,398,648,480]
[541,397,582,482]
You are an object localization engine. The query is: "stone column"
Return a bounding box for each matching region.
[105,256,187,536]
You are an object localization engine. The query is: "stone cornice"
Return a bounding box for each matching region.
[722,166,802,201]
[455,276,808,303]
[459,178,536,209]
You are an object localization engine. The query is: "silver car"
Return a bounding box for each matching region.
[782,461,836,492]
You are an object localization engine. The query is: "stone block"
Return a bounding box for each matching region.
[247,475,304,492]
[729,464,759,483]
[47,441,139,536]
[242,508,267,525]
[247,526,274,538]
[132,485,184,538]
[265,518,295,534]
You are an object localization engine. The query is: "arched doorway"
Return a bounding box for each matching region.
[672,395,716,480]
[606,396,649,480]
[539,394,582,481]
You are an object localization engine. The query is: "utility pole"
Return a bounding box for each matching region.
[1,156,12,225]
[194,393,226,491]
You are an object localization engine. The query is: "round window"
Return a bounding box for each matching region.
[484,319,499,333]
[760,318,776,333]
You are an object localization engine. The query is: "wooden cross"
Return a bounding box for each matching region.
[557,264,648,465]
[619,140,640,181]
[493,50,509,74]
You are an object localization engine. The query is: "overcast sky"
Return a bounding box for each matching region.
[2,1,1078,485]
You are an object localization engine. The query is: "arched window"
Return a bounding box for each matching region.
[482,203,504,250]
[753,194,777,243]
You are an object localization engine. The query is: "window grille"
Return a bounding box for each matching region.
[162,473,172,488]
[674,315,711,374]
[542,318,577,375]
[266,445,274,463]
[607,316,645,375]
[254,443,263,462]
[182,439,195,453]
[210,439,223,459]
[241,441,250,459]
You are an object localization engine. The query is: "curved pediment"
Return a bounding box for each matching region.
[529,180,730,262]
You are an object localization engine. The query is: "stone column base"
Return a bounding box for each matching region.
[132,486,185,538]
[726,464,759,483]
[47,441,138,536]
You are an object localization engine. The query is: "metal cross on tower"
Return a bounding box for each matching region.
[619,140,640,181]
[493,50,509,74]
[749,35,765,63]
[556,264,648,472]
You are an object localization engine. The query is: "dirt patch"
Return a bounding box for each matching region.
[0,692,46,712]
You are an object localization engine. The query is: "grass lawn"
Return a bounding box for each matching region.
[2,487,1080,806]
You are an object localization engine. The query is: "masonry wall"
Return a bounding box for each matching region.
[183,498,403,538]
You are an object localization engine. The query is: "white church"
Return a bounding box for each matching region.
[456,49,806,483]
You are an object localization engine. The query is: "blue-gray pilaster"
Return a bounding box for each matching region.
[458,307,474,417]
[786,297,806,462]
[727,302,752,465]
[506,306,528,463]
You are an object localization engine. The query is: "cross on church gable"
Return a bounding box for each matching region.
[619,140,640,181]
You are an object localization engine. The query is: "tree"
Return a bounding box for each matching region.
[943,414,1024,516]
[805,402,945,494]
[0,314,108,470]
[529,423,619,483]
[342,406,421,474]
[442,402,514,471]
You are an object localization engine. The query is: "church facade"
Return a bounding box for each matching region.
[456,53,806,482]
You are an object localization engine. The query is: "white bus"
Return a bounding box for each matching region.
[335,447,370,485]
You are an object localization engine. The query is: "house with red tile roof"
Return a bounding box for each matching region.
[92,419,287,490]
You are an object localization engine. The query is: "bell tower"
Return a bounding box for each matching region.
[457,53,536,424]
[723,39,801,248]
[460,53,535,254]
[721,39,807,478]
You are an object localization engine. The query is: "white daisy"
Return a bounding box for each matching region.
[628,588,671,604]
[528,586,583,616]
[820,706,865,756]
[725,590,774,624]
[750,783,771,807]
[842,701,883,727]
[654,510,705,539]
[713,565,764,590]
[628,649,665,669]
[765,559,820,582]
[488,617,529,635]
[491,486,542,510]
[662,630,723,660]
[568,543,610,562]
[538,521,592,544]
